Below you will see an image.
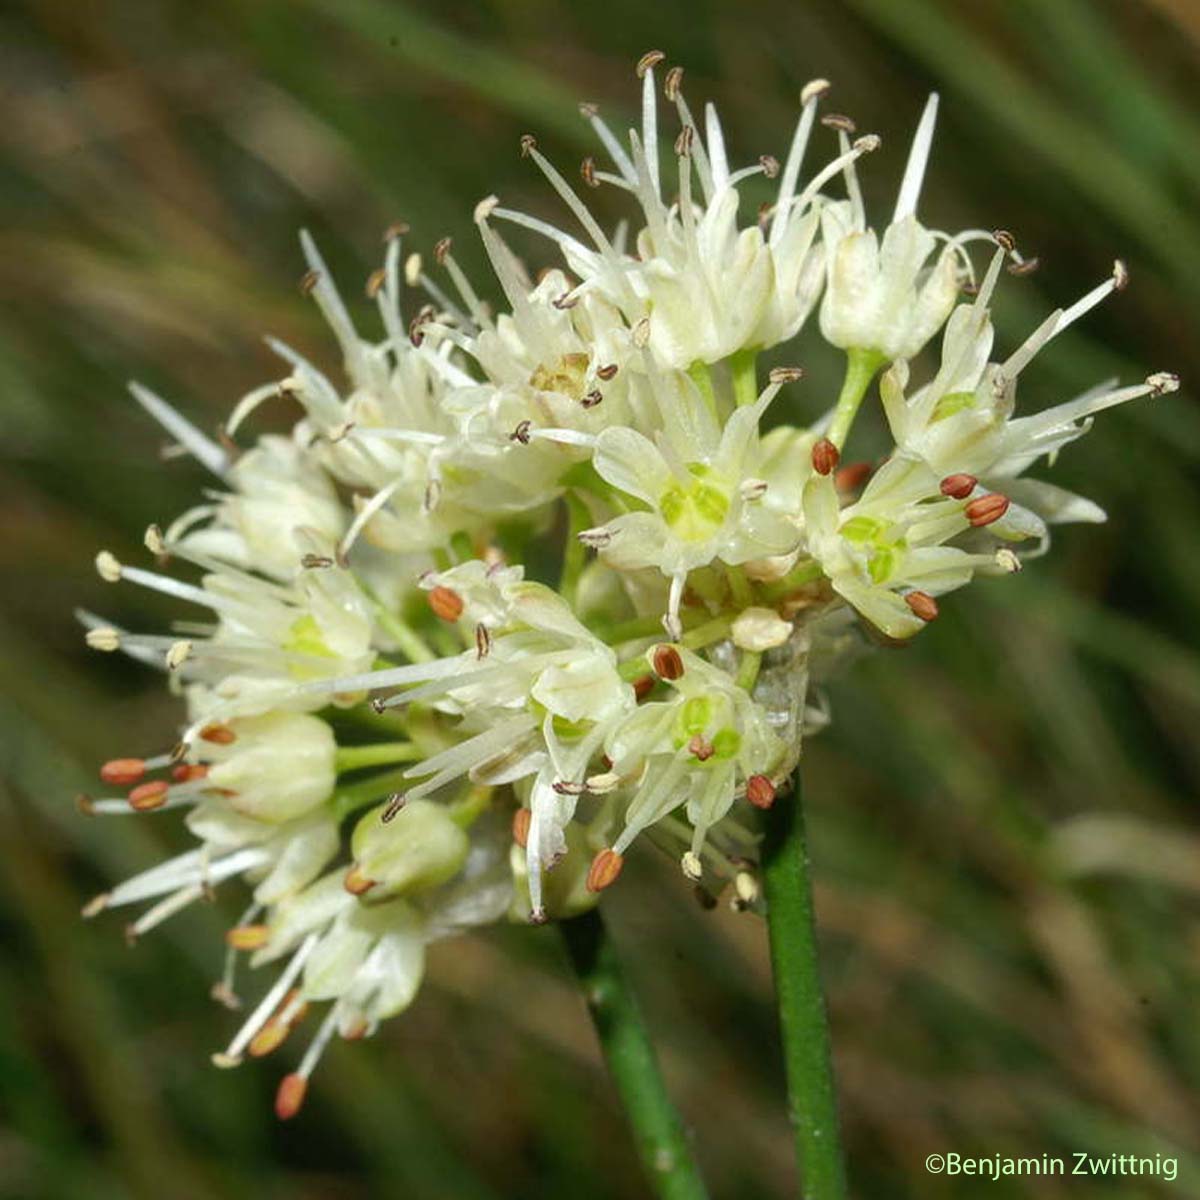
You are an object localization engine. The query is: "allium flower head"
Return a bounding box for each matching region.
[77,52,1177,1118]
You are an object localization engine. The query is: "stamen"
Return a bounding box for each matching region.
[86,627,121,651]
[811,438,839,476]
[586,848,624,892]
[512,808,531,848]
[427,586,464,622]
[939,473,977,499]
[101,758,146,786]
[680,851,703,881]
[965,493,1010,527]
[904,591,939,621]
[746,774,776,810]
[221,934,319,1065]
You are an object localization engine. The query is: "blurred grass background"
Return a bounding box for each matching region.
[1,1,1198,1196]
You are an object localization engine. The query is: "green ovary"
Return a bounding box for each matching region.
[659,467,730,542]
[931,390,975,422]
[284,613,337,680]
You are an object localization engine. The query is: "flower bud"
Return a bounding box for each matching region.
[350,799,470,901]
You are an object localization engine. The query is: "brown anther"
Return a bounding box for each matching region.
[811,437,840,476]
[965,492,1010,527]
[834,461,872,493]
[369,697,389,715]
[512,808,531,848]
[992,229,1016,255]
[427,586,464,622]
[586,848,625,892]
[75,793,96,816]
[172,763,209,783]
[636,50,665,78]
[225,924,271,952]
[519,133,537,158]
[904,591,939,622]
[128,780,169,812]
[210,982,241,1011]
[688,734,714,762]
[552,780,586,796]
[580,156,598,188]
[249,1022,290,1059]
[759,154,780,179]
[408,311,432,347]
[651,644,684,680]
[746,774,776,810]
[596,363,619,381]
[365,267,386,299]
[821,113,857,134]
[674,125,694,157]
[340,1015,369,1041]
[552,292,579,311]
[200,723,237,745]
[632,674,655,701]
[757,202,772,233]
[101,757,146,786]
[433,237,452,265]
[380,792,406,823]
[509,419,532,445]
[382,220,410,242]
[578,101,599,118]
[528,906,549,926]
[939,472,977,499]
[81,892,110,918]
[1007,256,1040,276]
[301,553,335,569]
[299,268,320,295]
[664,65,684,100]
[275,1073,308,1121]
[1112,259,1129,291]
[581,389,603,409]
[475,622,491,660]
[343,865,376,896]
[769,366,804,384]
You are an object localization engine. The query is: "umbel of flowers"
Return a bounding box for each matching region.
[79,52,1176,1118]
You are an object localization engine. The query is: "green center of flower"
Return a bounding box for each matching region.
[838,515,907,584]
[659,464,730,541]
[284,614,337,679]
[930,390,976,422]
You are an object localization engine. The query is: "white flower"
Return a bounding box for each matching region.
[176,435,345,580]
[881,253,1176,531]
[802,454,1013,638]
[818,95,962,362]
[588,375,800,635]
[489,65,868,368]
[599,646,787,867]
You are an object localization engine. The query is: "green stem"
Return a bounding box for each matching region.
[730,348,759,407]
[330,767,414,823]
[560,491,590,607]
[735,650,762,691]
[686,361,719,420]
[560,909,709,1200]
[762,770,847,1199]
[362,584,436,664]
[826,348,886,450]
[335,742,422,773]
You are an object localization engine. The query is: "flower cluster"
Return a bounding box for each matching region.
[80,54,1176,1117]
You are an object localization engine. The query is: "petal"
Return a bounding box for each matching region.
[593,427,672,504]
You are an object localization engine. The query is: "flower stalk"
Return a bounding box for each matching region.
[561,908,709,1200]
[762,771,847,1199]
